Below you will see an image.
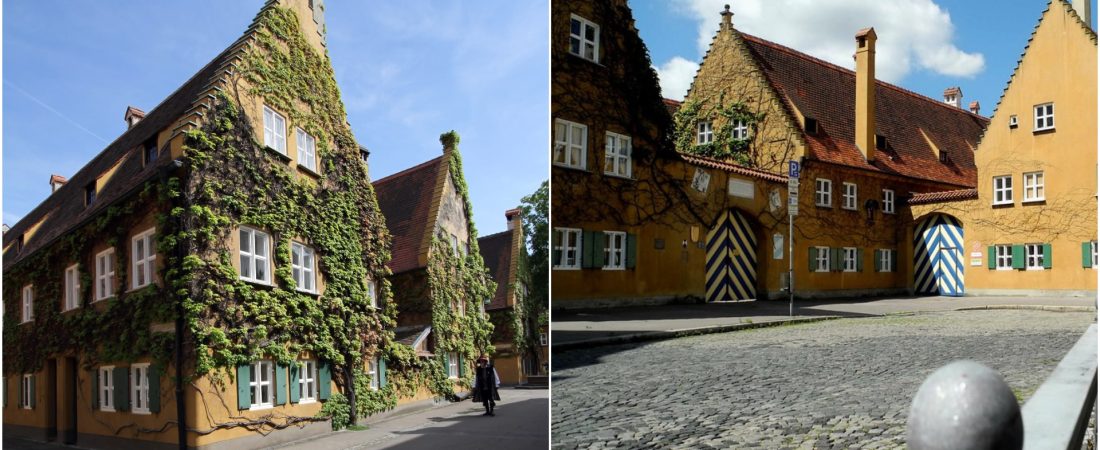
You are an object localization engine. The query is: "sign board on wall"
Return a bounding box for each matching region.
[692,168,710,193]
[729,179,754,199]
[773,234,784,259]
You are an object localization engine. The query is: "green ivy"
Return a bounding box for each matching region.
[673,97,765,165]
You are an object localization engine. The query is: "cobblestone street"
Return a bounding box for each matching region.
[551,310,1095,449]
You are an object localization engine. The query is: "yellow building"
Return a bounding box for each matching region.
[911,0,1097,296]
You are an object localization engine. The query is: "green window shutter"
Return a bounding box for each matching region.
[1011,245,1025,270]
[275,364,288,405]
[987,246,996,269]
[891,250,898,272]
[458,357,466,378]
[19,376,25,409]
[551,231,562,266]
[581,231,595,269]
[592,232,606,268]
[29,375,35,409]
[379,358,387,388]
[625,234,637,269]
[874,250,882,272]
[148,365,160,413]
[856,249,864,272]
[809,247,818,272]
[289,363,300,404]
[1042,244,1052,269]
[237,364,251,410]
[318,363,331,401]
[830,248,841,272]
[91,370,99,410]
[1083,242,1093,268]
[113,367,129,412]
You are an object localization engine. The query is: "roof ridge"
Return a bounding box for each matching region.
[477,229,512,240]
[372,155,444,186]
[740,33,989,123]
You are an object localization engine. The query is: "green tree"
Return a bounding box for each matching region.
[520,181,548,313]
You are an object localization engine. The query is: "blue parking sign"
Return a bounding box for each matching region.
[788,161,800,178]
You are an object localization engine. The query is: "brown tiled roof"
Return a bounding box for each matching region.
[124,106,147,120]
[909,189,978,205]
[739,33,987,188]
[663,98,682,116]
[680,153,788,183]
[372,157,444,274]
[478,229,514,310]
[49,174,68,185]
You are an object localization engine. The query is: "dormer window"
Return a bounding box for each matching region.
[875,134,887,150]
[85,183,97,206]
[142,138,159,167]
[939,152,949,163]
[804,117,818,135]
[16,234,24,253]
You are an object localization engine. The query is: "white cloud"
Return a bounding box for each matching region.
[667,0,984,83]
[654,56,701,101]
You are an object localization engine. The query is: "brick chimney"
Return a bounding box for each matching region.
[943,87,962,108]
[969,101,980,115]
[720,4,733,30]
[854,28,877,163]
[505,208,522,231]
[50,174,68,193]
[124,106,145,129]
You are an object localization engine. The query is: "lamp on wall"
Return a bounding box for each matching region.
[864,199,880,225]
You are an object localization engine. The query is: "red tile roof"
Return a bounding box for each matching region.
[478,229,514,310]
[680,153,788,183]
[739,33,987,188]
[909,189,978,205]
[373,156,444,275]
[663,98,682,116]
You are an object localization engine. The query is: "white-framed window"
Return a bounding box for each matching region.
[131,364,150,414]
[569,14,600,62]
[882,189,895,214]
[263,106,287,154]
[1026,244,1045,270]
[1092,241,1099,269]
[553,119,587,169]
[366,277,378,308]
[1023,171,1044,202]
[604,132,632,178]
[95,248,115,301]
[697,121,714,144]
[21,374,33,409]
[842,183,858,210]
[878,249,894,273]
[249,360,274,409]
[540,332,548,346]
[1033,103,1054,131]
[298,360,317,403]
[21,285,34,323]
[603,231,626,270]
[368,359,379,391]
[815,179,832,207]
[64,264,80,311]
[296,128,317,172]
[447,353,460,379]
[554,228,582,270]
[815,247,830,272]
[99,367,115,411]
[239,227,270,284]
[731,120,749,140]
[993,175,1013,205]
[291,242,317,293]
[842,247,858,272]
[996,245,1013,270]
[131,228,156,290]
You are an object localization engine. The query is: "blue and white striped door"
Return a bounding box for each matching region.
[705,210,757,302]
[914,214,964,296]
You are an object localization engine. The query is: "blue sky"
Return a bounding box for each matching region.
[3,0,548,237]
[634,0,1096,117]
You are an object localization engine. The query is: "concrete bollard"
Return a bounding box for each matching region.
[907,360,1023,450]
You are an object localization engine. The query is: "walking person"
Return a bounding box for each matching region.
[472,354,501,416]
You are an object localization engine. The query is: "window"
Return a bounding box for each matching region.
[842,247,858,272]
[1026,244,1045,270]
[143,139,159,166]
[604,132,631,178]
[296,128,317,172]
[1093,241,1099,268]
[603,231,626,270]
[298,360,317,402]
[1034,103,1054,131]
[878,249,894,273]
[993,176,1013,205]
[64,264,80,311]
[731,120,749,140]
[804,117,818,134]
[249,361,274,409]
[882,189,895,214]
[447,353,460,379]
[131,228,156,289]
[1009,115,1019,128]
[996,245,1013,270]
[1023,172,1044,202]
[540,332,548,346]
[553,119,587,169]
[99,367,115,411]
[291,242,316,293]
[697,121,714,144]
[842,183,858,210]
[21,374,32,409]
[366,277,378,308]
[85,183,97,206]
[815,179,832,207]
[569,14,599,62]
[95,248,116,301]
[21,285,33,323]
[263,106,287,154]
[814,247,830,272]
[368,360,379,391]
[554,228,582,269]
[131,364,150,414]
[239,227,270,284]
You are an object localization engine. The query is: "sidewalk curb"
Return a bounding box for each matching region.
[552,316,842,352]
[953,305,1096,313]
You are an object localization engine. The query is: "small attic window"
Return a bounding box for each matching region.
[143,138,159,167]
[15,234,24,253]
[939,151,950,163]
[875,134,887,150]
[84,183,97,206]
[804,117,818,135]
[1009,115,1019,128]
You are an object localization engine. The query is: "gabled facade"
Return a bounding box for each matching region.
[479,209,542,384]
[912,0,1097,295]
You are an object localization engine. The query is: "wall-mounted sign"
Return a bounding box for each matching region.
[692,168,710,193]
[729,179,754,199]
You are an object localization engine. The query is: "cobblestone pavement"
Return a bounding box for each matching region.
[551,310,1095,449]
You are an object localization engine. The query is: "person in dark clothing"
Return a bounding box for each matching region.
[472,354,501,416]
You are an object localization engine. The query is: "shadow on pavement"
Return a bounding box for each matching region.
[381,398,547,449]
